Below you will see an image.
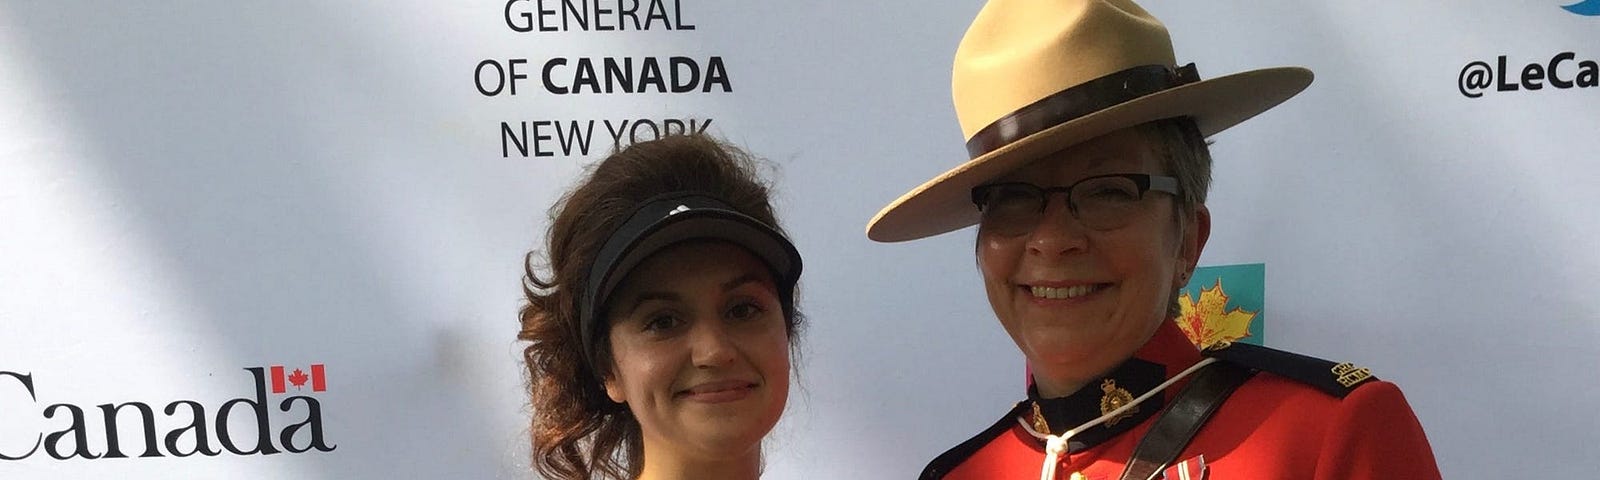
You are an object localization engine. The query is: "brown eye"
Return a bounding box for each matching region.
[641,313,684,333]
[726,301,766,322]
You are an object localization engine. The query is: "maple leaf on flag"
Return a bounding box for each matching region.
[288,368,310,390]
[1174,278,1257,350]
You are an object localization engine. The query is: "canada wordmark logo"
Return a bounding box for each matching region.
[0,364,336,461]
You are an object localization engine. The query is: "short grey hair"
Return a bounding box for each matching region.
[1143,117,1212,320]
[1145,117,1212,218]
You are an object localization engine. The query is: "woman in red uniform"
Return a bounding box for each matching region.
[866,1,1442,478]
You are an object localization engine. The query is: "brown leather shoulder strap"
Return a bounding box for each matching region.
[1118,361,1254,480]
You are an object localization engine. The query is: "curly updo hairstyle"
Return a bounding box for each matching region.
[518,134,802,480]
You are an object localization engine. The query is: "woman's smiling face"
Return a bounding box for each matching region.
[976,127,1207,397]
[602,240,791,463]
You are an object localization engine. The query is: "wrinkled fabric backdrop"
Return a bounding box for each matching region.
[2,2,1596,478]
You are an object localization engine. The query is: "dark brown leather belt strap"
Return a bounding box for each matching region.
[1118,361,1255,480]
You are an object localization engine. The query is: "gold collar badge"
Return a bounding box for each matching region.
[1030,401,1052,435]
[1099,379,1137,426]
[1029,378,1144,436]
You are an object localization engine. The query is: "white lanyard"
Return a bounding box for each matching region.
[1016,357,1218,480]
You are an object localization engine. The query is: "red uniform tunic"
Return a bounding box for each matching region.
[922,323,1442,479]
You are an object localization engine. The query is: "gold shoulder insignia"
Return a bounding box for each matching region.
[1205,342,1380,398]
[1331,362,1374,388]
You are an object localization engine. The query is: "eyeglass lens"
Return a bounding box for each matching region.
[977,176,1155,235]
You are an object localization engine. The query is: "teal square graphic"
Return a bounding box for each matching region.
[1177,263,1265,347]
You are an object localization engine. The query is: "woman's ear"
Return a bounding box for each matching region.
[603,375,627,404]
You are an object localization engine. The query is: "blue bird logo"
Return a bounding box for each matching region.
[1563,0,1600,15]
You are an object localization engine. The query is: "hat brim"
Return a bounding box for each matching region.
[866,66,1313,242]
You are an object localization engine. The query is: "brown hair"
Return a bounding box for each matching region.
[518,134,802,480]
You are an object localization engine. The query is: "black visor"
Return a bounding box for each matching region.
[579,192,802,370]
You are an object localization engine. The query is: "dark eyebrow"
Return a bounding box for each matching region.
[621,291,683,317]
[619,272,773,316]
[721,272,771,292]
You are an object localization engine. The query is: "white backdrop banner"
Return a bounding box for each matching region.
[2,1,1597,478]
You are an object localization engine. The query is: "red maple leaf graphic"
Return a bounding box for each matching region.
[288,368,309,390]
[1181,311,1210,344]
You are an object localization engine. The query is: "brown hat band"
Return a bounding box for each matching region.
[964,63,1201,159]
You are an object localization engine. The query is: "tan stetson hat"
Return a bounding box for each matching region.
[866,0,1313,242]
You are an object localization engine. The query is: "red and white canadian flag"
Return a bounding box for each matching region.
[269,364,327,394]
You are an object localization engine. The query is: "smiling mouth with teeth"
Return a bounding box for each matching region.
[1029,284,1105,299]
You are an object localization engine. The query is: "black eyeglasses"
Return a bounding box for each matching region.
[971,174,1180,235]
